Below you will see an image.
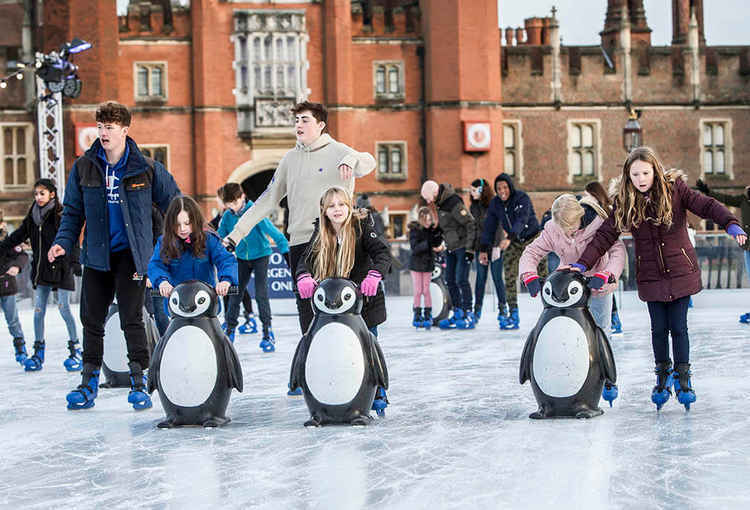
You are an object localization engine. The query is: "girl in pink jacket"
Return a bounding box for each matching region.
[519,193,626,334]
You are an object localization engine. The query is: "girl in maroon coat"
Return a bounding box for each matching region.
[570,147,747,411]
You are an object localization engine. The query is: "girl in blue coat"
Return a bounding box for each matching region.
[148,196,238,311]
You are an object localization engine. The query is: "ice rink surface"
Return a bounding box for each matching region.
[1,290,749,509]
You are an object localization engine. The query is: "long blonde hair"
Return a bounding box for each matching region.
[311,186,357,281]
[613,146,673,232]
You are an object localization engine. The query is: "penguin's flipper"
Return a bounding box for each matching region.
[519,329,535,385]
[147,336,167,394]
[371,336,389,390]
[289,337,305,391]
[596,326,617,384]
[222,340,244,393]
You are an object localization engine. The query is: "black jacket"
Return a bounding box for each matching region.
[470,199,505,252]
[408,222,443,272]
[0,243,28,297]
[436,184,475,253]
[480,173,540,251]
[297,211,392,328]
[0,201,80,290]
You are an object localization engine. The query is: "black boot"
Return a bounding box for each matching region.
[24,340,45,371]
[651,360,674,410]
[674,362,696,410]
[127,361,153,410]
[412,307,423,328]
[12,337,27,366]
[421,307,432,329]
[63,340,82,372]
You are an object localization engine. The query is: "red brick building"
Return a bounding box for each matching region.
[0,0,747,237]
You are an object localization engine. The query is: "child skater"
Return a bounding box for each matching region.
[570,147,747,411]
[0,178,81,372]
[148,196,238,314]
[296,186,392,413]
[217,182,289,351]
[0,217,30,366]
[408,206,444,329]
[519,193,626,405]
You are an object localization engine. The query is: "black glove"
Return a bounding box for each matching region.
[464,251,474,263]
[695,179,710,194]
[523,274,541,297]
[72,263,82,277]
[223,237,236,253]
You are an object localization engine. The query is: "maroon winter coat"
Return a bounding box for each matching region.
[577,177,739,302]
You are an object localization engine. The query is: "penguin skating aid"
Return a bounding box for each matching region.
[100,302,159,388]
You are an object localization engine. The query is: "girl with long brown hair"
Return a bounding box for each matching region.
[572,146,747,411]
[296,186,392,412]
[148,195,238,304]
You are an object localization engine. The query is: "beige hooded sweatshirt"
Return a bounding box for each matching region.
[226,134,376,246]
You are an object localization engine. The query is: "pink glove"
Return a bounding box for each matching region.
[297,273,317,299]
[360,270,382,297]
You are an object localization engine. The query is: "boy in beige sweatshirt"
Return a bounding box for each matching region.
[224,101,375,334]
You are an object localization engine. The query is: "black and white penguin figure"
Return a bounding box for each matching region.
[100,302,159,388]
[147,280,243,428]
[429,260,452,326]
[289,278,389,427]
[519,270,617,419]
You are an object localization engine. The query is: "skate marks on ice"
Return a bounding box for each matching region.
[1,293,750,508]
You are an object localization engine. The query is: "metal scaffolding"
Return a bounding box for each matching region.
[35,76,65,198]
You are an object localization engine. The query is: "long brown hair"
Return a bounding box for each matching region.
[584,180,611,210]
[160,195,208,263]
[613,146,673,232]
[471,178,493,208]
[311,187,357,281]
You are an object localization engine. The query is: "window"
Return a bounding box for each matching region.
[701,120,731,176]
[233,11,309,132]
[0,124,34,190]
[503,123,517,176]
[134,63,167,101]
[375,142,407,181]
[568,121,599,179]
[373,61,404,100]
[140,145,169,169]
[387,212,408,240]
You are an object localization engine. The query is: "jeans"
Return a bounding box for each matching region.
[474,255,506,312]
[745,251,750,299]
[290,242,315,335]
[80,250,148,367]
[588,293,613,337]
[227,256,271,332]
[34,285,77,343]
[1,295,24,339]
[647,296,691,364]
[445,247,472,311]
[152,296,169,336]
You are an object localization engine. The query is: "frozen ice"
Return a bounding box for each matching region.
[1,289,749,509]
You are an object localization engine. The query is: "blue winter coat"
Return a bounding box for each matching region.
[54,137,180,276]
[148,232,238,289]
[217,200,289,261]
[480,173,540,251]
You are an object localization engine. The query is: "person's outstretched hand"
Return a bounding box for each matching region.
[48,244,65,262]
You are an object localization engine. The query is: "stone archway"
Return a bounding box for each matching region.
[227,155,286,226]
[227,155,281,185]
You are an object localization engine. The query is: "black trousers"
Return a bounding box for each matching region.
[289,242,314,335]
[81,250,148,367]
[647,296,691,364]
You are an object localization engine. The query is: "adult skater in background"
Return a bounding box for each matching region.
[469,178,507,325]
[222,101,375,335]
[420,180,476,329]
[695,178,750,323]
[49,101,180,411]
[570,147,746,411]
[478,173,542,330]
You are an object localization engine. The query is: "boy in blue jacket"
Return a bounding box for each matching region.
[49,101,180,411]
[218,183,289,351]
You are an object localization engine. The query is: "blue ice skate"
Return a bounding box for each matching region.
[12,338,27,366]
[372,387,388,417]
[239,316,258,334]
[673,362,696,411]
[439,308,463,329]
[287,382,302,396]
[602,382,618,407]
[127,362,152,410]
[740,313,750,324]
[259,329,275,353]
[502,308,520,330]
[63,340,82,372]
[611,310,623,334]
[651,361,674,411]
[24,340,45,372]
[421,308,433,329]
[412,307,423,329]
[66,364,100,410]
[456,309,474,330]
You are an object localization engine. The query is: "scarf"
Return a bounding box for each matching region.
[32,199,56,226]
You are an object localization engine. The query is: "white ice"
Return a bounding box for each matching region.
[1,290,749,509]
